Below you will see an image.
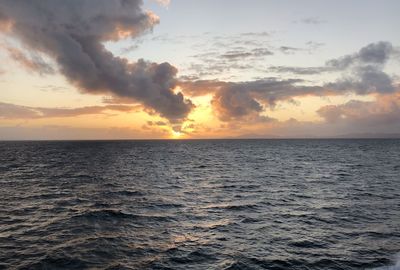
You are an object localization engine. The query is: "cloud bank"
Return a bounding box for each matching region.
[180,41,399,124]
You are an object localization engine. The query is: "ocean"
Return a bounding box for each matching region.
[1,139,399,269]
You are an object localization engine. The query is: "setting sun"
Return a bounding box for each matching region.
[171,130,183,139]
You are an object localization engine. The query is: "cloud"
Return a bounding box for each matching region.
[185,39,323,79]
[0,102,139,119]
[251,48,274,57]
[294,17,326,25]
[180,42,400,123]
[147,120,167,126]
[222,79,322,108]
[0,0,193,123]
[187,46,273,78]
[38,85,69,93]
[269,42,398,93]
[279,46,300,54]
[240,32,270,37]
[305,41,325,51]
[183,32,274,79]
[221,51,253,60]
[326,41,395,69]
[268,66,331,75]
[325,42,399,94]
[152,0,170,7]
[326,65,395,94]
[220,48,273,60]
[276,42,325,55]
[211,86,264,121]
[317,92,400,125]
[0,102,40,119]
[219,91,400,138]
[3,46,55,75]
[181,78,325,121]
[179,79,226,97]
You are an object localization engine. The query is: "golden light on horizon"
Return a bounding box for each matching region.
[171,130,183,139]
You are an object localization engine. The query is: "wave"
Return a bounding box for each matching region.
[71,209,174,223]
[372,253,400,270]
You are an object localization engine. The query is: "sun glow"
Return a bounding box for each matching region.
[171,130,183,139]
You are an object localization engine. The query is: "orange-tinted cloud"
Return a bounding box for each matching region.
[0,102,140,119]
[318,91,400,125]
[4,46,55,75]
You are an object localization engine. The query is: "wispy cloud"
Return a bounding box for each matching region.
[293,17,326,25]
[152,0,170,7]
[0,102,140,119]
[2,45,55,75]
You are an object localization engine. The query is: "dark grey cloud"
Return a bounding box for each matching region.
[269,42,398,94]
[226,79,323,108]
[326,41,395,69]
[327,65,395,94]
[325,42,398,94]
[211,87,264,121]
[181,78,324,121]
[0,0,193,123]
[0,102,137,119]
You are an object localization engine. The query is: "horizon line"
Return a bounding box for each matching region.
[1,137,400,142]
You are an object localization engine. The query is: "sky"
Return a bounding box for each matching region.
[0,0,400,139]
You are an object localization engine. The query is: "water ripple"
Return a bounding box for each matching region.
[0,139,399,269]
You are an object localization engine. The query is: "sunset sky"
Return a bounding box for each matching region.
[1,0,400,139]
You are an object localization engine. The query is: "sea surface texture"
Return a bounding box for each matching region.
[1,139,399,270]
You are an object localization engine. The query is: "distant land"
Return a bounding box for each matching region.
[233,133,400,139]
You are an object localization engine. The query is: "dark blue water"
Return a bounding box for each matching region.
[1,139,399,269]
